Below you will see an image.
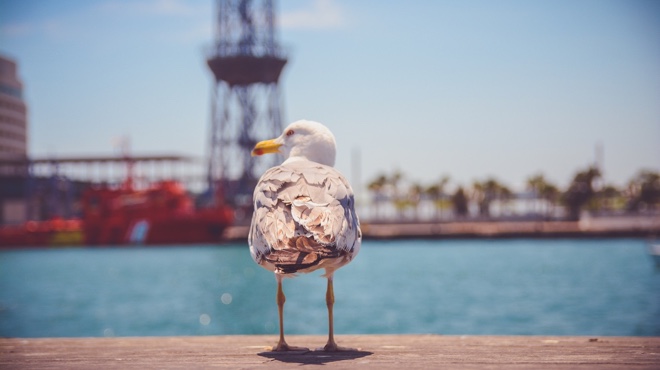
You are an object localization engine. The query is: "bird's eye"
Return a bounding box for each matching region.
[286,130,294,136]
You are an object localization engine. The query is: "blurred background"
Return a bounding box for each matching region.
[0,0,659,338]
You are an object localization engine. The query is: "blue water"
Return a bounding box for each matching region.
[0,239,658,338]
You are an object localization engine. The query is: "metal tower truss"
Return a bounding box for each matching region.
[206,0,287,210]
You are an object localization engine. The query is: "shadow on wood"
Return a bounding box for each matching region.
[258,349,373,365]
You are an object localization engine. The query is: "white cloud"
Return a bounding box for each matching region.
[280,0,345,30]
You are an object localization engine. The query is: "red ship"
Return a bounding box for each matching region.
[0,180,234,247]
[0,218,83,247]
[81,180,233,246]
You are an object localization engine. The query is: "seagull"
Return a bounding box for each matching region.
[249,120,362,352]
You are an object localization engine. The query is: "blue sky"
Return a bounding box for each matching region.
[1,0,659,193]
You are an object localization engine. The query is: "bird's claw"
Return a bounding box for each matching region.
[316,342,358,352]
[271,342,309,352]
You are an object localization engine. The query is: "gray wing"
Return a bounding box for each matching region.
[248,161,361,274]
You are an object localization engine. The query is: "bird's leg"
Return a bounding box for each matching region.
[274,278,287,349]
[271,275,308,352]
[321,275,356,352]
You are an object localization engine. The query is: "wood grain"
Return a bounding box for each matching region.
[2,335,659,369]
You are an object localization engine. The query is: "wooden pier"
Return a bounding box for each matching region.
[2,335,659,369]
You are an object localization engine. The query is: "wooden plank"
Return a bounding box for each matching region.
[1,335,659,369]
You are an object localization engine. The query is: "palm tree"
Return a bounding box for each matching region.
[472,178,509,218]
[598,184,621,212]
[527,174,546,215]
[540,183,559,218]
[407,182,424,220]
[471,181,486,217]
[388,170,405,220]
[626,170,660,211]
[562,166,601,220]
[452,186,469,218]
[497,183,513,216]
[425,175,450,220]
[526,174,559,218]
[367,174,388,220]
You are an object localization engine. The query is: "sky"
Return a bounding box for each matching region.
[1,0,659,195]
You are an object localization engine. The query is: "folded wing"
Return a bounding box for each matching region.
[249,161,361,275]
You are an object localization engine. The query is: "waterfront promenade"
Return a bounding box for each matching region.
[222,215,660,241]
[2,335,659,369]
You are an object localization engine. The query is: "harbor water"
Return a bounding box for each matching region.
[1,238,658,338]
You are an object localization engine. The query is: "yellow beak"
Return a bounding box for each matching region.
[251,138,282,156]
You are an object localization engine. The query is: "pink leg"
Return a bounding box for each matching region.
[321,276,356,352]
[272,275,308,352]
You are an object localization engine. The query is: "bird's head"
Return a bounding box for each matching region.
[251,120,337,167]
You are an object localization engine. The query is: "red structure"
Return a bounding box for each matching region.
[0,181,233,247]
[0,218,82,247]
[81,181,233,246]
[0,155,234,247]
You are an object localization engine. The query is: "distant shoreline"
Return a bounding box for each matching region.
[222,215,660,242]
[1,216,656,249]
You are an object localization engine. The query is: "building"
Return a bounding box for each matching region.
[0,55,27,160]
[0,54,29,224]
